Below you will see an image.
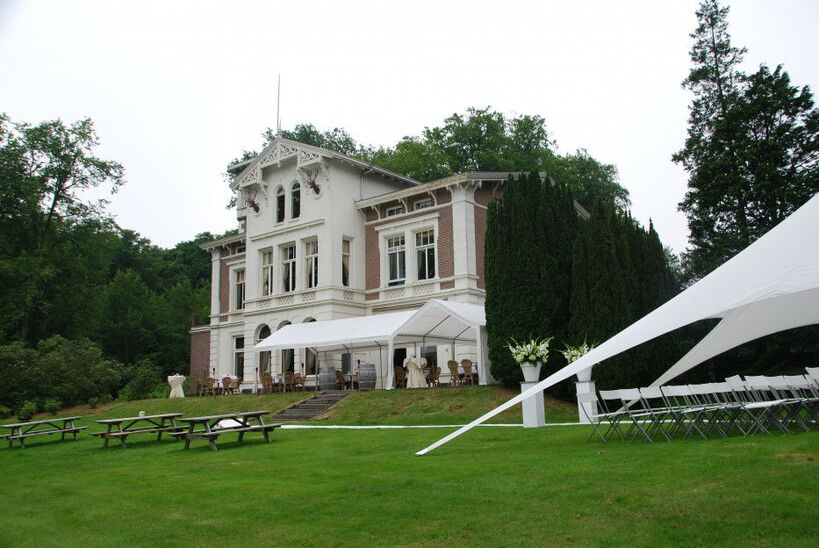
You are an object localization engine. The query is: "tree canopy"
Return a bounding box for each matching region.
[674,0,819,280]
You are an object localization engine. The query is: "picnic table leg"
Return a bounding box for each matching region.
[157,418,164,442]
[184,425,193,450]
[171,417,180,442]
[208,437,218,451]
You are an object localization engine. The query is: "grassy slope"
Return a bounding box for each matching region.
[0,423,815,547]
[1,390,816,546]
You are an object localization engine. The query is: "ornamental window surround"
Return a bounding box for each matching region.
[341,238,351,287]
[291,182,301,219]
[275,186,285,223]
[387,235,406,286]
[305,239,319,289]
[234,269,246,310]
[261,251,274,296]
[416,230,436,281]
[282,244,296,292]
[234,336,245,377]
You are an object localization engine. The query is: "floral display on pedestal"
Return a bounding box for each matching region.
[507,337,552,383]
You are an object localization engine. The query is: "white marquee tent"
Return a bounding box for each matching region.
[255,300,490,387]
[418,193,819,455]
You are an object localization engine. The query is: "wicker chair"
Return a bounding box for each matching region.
[261,373,273,394]
[283,371,295,392]
[461,360,475,386]
[222,377,234,395]
[447,361,461,387]
[426,366,440,388]
[292,372,305,391]
[335,369,352,390]
[199,377,216,396]
[394,366,407,389]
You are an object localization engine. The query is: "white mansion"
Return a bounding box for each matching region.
[190,136,523,390]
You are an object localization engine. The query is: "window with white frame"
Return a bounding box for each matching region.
[261,251,274,296]
[291,182,301,219]
[305,240,319,289]
[386,205,404,217]
[414,198,433,210]
[282,245,296,292]
[275,187,285,223]
[416,230,436,280]
[234,336,245,377]
[341,238,351,287]
[234,269,246,310]
[387,235,406,286]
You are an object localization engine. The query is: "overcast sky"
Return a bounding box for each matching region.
[1,0,817,253]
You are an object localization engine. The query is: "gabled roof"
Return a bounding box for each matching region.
[229,136,420,190]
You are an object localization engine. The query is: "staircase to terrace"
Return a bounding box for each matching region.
[270,391,351,421]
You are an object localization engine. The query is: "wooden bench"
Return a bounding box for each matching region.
[92,413,184,449]
[176,411,280,451]
[1,416,87,448]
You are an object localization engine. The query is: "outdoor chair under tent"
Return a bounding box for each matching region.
[461,359,476,386]
[335,369,352,390]
[426,366,440,388]
[394,367,407,388]
[447,361,461,387]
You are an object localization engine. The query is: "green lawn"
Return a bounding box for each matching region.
[0,391,817,546]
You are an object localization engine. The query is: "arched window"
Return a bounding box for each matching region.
[275,187,285,223]
[257,325,271,374]
[291,182,301,219]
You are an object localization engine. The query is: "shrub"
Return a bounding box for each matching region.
[19,400,38,416]
[88,397,100,409]
[120,359,165,401]
[100,394,113,405]
[43,399,61,415]
[0,405,10,418]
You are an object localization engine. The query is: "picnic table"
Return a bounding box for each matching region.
[172,410,281,451]
[91,412,184,448]
[1,416,87,448]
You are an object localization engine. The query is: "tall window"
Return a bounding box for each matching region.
[234,337,244,378]
[291,182,301,219]
[257,326,271,374]
[282,245,296,292]
[387,235,406,286]
[305,240,319,289]
[261,251,274,296]
[341,238,351,287]
[416,230,436,280]
[276,187,285,223]
[234,269,245,310]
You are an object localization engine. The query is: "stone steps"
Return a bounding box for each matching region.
[270,391,352,421]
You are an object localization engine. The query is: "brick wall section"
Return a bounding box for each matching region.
[365,222,380,299]
[219,256,230,313]
[437,205,454,279]
[190,331,210,382]
[475,203,487,289]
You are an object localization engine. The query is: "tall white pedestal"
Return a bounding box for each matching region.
[520,381,545,428]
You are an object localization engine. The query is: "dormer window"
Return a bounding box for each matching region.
[276,187,285,223]
[291,182,301,219]
[414,198,433,210]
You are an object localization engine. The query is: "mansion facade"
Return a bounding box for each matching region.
[190,137,525,390]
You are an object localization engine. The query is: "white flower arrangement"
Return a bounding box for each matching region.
[561,340,594,363]
[507,337,552,365]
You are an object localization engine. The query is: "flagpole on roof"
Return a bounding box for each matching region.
[276,73,281,135]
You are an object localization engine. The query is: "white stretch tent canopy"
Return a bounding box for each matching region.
[255,310,416,353]
[417,193,819,455]
[254,299,490,387]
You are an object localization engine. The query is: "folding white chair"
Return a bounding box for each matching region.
[660,384,710,439]
[577,392,607,442]
[637,386,674,441]
[616,388,657,442]
[597,390,630,441]
[744,375,796,434]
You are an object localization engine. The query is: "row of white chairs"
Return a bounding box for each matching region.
[581,367,819,443]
